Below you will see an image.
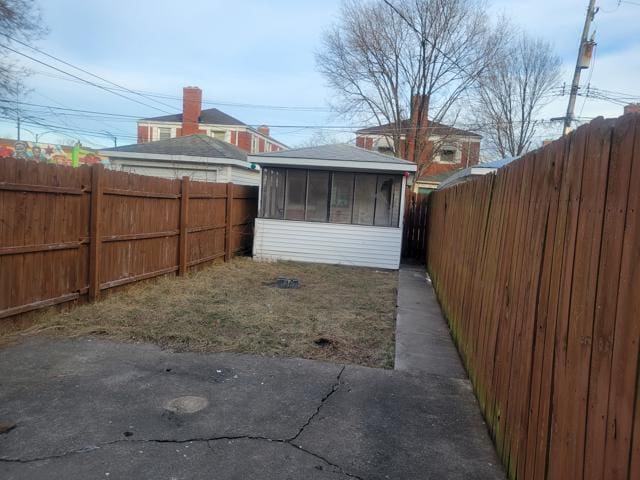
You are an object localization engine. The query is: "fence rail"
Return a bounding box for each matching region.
[426,114,640,479]
[0,158,258,320]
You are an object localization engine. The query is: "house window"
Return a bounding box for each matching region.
[284,169,307,220]
[158,127,171,140]
[260,168,403,227]
[374,175,402,227]
[306,171,329,221]
[329,172,354,223]
[210,130,226,140]
[437,145,459,163]
[261,168,286,219]
[352,174,377,225]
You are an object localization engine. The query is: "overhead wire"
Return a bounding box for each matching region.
[1,33,180,113]
[0,43,175,114]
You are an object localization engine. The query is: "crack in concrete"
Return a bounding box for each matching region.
[288,364,345,442]
[0,365,362,478]
[0,444,104,464]
[0,435,363,479]
[287,442,364,480]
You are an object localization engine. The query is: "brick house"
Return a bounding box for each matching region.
[355,95,481,193]
[137,87,287,154]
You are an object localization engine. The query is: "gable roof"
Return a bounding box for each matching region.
[250,143,417,173]
[356,119,481,138]
[102,134,247,161]
[141,107,245,126]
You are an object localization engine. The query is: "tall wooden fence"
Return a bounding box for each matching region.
[402,192,429,261]
[0,158,258,320]
[426,114,640,480]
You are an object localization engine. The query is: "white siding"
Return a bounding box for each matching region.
[230,166,260,186]
[253,218,402,269]
[106,158,258,185]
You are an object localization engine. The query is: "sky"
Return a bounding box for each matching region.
[0,0,638,150]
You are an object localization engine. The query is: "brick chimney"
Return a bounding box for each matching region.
[182,86,202,136]
[410,94,429,125]
[257,125,270,137]
[624,103,640,115]
[406,94,429,163]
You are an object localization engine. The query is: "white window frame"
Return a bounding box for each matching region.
[157,127,172,141]
[435,144,461,164]
[209,129,227,141]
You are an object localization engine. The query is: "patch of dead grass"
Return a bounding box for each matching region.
[8,258,398,368]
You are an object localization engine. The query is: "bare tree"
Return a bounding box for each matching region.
[0,0,46,95]
[316,0,500,171]
[471,31,561,158]
[296,129,348,148]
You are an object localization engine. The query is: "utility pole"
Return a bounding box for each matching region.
[563,0,598,136]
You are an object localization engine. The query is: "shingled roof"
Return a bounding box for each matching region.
[254,143,414,164]
[356,119,481,138]
[141,108,246,126]
[102,134,247,161]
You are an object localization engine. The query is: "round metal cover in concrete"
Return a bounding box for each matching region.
[164,396,209,414]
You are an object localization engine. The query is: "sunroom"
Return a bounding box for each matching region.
[249,144,417,269]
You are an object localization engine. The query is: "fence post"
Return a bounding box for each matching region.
[178,176,190,276]
[225,182,234,261]
[88,163,103,301]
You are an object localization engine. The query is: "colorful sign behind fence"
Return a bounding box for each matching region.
[0,138,106,167]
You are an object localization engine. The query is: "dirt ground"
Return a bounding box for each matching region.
[6,258,398,368]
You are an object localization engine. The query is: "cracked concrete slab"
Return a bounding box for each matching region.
[0,438,352,480]
[295,366,503,479]
[0,337,340,461]
[0,337,503,479]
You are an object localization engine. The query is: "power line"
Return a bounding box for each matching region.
[0,43,175,115]
[29,69,332,112]
[0,99,142,119]
[1,33,180,113]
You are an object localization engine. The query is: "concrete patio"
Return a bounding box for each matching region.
[0,335,503,479]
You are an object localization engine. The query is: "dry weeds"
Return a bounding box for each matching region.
[11,258,398,368]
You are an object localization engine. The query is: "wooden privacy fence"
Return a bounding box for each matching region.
[0,157,258,320]
[402,192,429,261]
[426,114,640,480]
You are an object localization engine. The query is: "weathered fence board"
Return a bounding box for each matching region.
[0,158,258,319]
[402,192,429,261]
[426,114,640,480]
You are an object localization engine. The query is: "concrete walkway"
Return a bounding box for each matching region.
[395,263,468,379]
[0,336,505,479]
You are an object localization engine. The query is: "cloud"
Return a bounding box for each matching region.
[1,0,636,148]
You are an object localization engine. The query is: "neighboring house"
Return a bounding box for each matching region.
[137,86,288,154]
[355,95,481,193]
[100,134,259,185]
[250,144,417,269]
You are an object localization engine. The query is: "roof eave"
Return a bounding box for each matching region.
[99,150,253,170]
[248,155,417,173]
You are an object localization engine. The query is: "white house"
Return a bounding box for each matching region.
[250,144,417,270]
[100,134,260,185]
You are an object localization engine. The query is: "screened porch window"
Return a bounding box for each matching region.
[260,167,403,227]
